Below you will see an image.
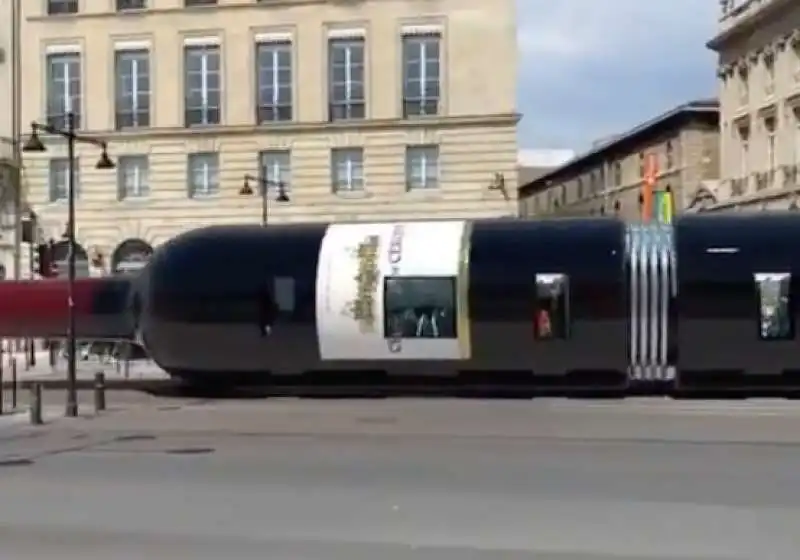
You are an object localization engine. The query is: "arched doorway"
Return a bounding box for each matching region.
[50,240,90,278]
[111,238,153,275]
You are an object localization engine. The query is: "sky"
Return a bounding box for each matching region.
[517,1,719,152]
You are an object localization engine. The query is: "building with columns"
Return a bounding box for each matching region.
[708,0,800,211]
[19,0,519,276]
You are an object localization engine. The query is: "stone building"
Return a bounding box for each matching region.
[518,100,720,220]
[18,0,518,275]
[0,0,19,278]
[708,0,800,210]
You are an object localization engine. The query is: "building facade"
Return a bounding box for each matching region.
[0,0,19,279]
[19,0,518,275]
[518,100,720,221]
[709,0,800,211]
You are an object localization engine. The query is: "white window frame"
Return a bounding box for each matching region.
[184,43,221,126]
[328,36,365,120]
[259,150,291,192]
[118,155,149,200]
[46,52,81,128]
[331,148,364,192]
[187,152,219,197]
[405,145,440,190]
[48,158,78,203]
[115,48,150,129]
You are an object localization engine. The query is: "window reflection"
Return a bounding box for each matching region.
[384,276,457,339]
[534,273,569,340]
[756,272,793,340]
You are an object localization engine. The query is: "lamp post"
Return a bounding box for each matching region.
[239,174,290,226]
[22,112,115,418]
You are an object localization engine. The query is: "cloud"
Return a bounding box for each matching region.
[517,0,719,151]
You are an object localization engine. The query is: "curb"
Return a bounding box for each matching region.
[1,378,172,391]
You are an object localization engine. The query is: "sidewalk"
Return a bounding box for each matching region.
[0,351,170,390]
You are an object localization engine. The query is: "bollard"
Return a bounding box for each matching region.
[94,371,106,412]
[48,342,56,368]
[29,338,36,368]
[10,357,17,409]
[0,351,3,416]
[29,383,43,425]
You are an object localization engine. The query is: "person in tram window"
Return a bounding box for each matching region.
[537,308,552,339]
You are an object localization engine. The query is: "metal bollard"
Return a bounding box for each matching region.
[29,383,42,425]
[29,339,36,368]
[94,371,106,412]
[10,357,17,410]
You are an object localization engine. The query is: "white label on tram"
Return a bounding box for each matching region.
[316,220,471,360]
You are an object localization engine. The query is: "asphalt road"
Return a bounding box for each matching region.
[1,397,800,558]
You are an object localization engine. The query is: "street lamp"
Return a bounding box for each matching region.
[22,112,115,418]
[239,174,290,226]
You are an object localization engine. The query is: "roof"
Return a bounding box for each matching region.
[517,149,576,167]
[518,99,720,197]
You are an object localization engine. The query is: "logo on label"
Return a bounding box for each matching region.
[342,235,380,333]
[386,224,405,353]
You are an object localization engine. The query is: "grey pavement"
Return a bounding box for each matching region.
[0,399,800,557]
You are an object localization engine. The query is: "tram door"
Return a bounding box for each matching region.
[626,224,677,382]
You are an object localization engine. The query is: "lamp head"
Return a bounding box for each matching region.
[239,177,255,196]
[95,145,115,169]
[275,184,290,202]
[22,128,46,153]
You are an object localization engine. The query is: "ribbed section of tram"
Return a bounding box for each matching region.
[631,213,800,395]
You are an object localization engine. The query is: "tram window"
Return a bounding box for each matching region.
[273,276,295,313]
[383,276,458,339]
[755,272,793,341]
[534,273,570,340]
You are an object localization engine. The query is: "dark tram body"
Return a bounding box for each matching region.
[675,214,800,390]
[3,213,800,395]
[139,218,629,389]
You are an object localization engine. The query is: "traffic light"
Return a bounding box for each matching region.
[34,243,53,277]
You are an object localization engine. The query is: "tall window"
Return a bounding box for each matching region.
[259,150,291,193]
[328,37,365,121]
[613,162,622,186]
[402,33,440,117]
[405,145,439,190]
[764,52,775,95]
[47,0,77,14]
[187,152,219,197]
[794,109,800,164]
[765,116,776,171]
[793,40,800,81]
[115,49,150,129]
[331,148,364,192]
[117,155,149,200]
[738,66,749,104]
[739,126,750,178]
[48,158,78,202]
[184,44,221,127]
[46,52,81,130]
[256,41,292,123]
